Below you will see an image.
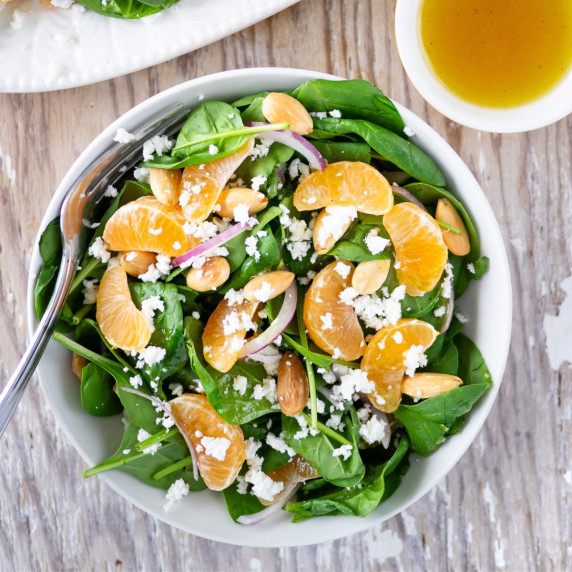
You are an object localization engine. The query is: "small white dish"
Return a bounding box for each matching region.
[27,67,512,546]
[395,0,572,132]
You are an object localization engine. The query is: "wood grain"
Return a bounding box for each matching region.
[1,0,571,570]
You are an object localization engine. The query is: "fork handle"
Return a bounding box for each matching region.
[0,246,77,437]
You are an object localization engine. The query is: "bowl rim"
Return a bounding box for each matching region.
[394,0,572,133]
[27,67,512,547]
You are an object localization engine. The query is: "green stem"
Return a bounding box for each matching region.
[437,220,462,235]
[173,122,291,151]
[72,304,93,325]
[297,294,317,429]
[53,331,121,373]
[301,413,350,446]
[84,451,145,478]
[153,456,192,480]
[70,257,102,294]
[135,427,178,452]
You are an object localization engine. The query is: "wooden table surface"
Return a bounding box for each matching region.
[1,0,571,570]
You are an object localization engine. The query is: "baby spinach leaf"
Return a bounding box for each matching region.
[455,333,493,386]
[80,362,123,417]
[426,340,459,375]
[450,253,489,298]
[313,118,445,187]
[292,79,405,134]
[222,481,265,523]
[312,141,371,164]
[282,409,365,488]
[236,142,294,182]
[285,436,409,520]
[34,264,73,331]
[77,0,179,19]
[119,180,153,206]
[232,92,270,109]
[39,217,62,265]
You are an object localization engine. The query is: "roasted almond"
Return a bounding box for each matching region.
[215,187,268,219]
[262,92,314,136]
[186,256,230,292]
[312,206,357,255]
[352,259,391,295]
[435,198,470,256]
[277,352,309,416]
[72,353,88,381]
[120,251,158,277]
[243,271,295,303]
[149,167,182,207]
[402,372,462,399]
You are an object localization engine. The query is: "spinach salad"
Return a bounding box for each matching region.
[36,79,492,524]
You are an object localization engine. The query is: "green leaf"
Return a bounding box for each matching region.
[39,218,62,265]
[312,141,371,164]
[292,79,405,134]
[285,437,409,520]
[312,118,446,186]
[77,0,179,18]
[455,333,493,386]
[222,481,265,523]
[282,409,365,488]
[80,362,123,417]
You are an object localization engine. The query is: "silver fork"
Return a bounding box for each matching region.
[0,103,189,438]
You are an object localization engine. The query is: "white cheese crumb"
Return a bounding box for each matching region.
[142,135,173,162]
[315,206,357,248]
[88,237,111,263]
[233,375,248,396]
[114,128,135,144]
[129,374,143,389]
[82,279,99,304]
[329,109,342,118]
[133,167,150,183]
[364,229,390,255]
[251,281,274,302]
[131,346,166,369]
[137,429,161,455]
[163,478,189,511]
[467,262,476,274]
[320,313,333,330]
[266,433,296,457]
[208,144,219,155]
[434,305,446,318]
[201,436,231,461]
[140,295,164,333]
[403,344,428,377]
[334,261,351,278]
[250,175,267,191]
[332,444,353,460]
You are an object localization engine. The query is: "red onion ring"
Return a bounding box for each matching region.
[237,482,301,525]
[239,282,298,358]
[245,122,327,171]
[440,284,455,334]
[243,350,283,368]
[120,387,199,481]
[392,186,427,211]
[172,220,254,267]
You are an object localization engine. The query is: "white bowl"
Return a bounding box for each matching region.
[395,0,572,132]
[27,67,512,547]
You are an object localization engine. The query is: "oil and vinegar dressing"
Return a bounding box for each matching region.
[420,0,572,107]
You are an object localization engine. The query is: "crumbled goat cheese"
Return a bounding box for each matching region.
[82,279,99,304]
[334,261,351,279]
[251,281,274,302]
[467,262,476,274]
[329,109,342,118]
[456,312,468,324]
[364,228,390,255]
[125,251,137,262]
[317,367,337,384]
[250,175,267,191]
[309,111,328,120]
[88,237,111,263]
[339,285,406,329]
[168,383,183,397]
[326,414,346,432]
[137,429,161,455]
[233,375,248,396]
[201,436,231,461]
[104,185,119,198]
[333,368,374,402]
[82,219,100,229]
[142,135,172,162]
[224,288,245,305]
[236,475,248,494]
[149,227,163,236]
[131,346,166,369]
[51,0,73,8]
[222,309,256,336]
[138,254,171,283]
[433,305,446,318]
[184,220,218,241]
[252,377,277,403]
[441,263,454,299]
[245,235,261,261]
[243,438,284,501]
[114,128,135,144]
[392,331,404,344]
[320,313,333,330]
[266,433,296,457]
[163,478,190,510]
[315,206,357,248]
[129,375,143,389]
[358,408,391,447]
[133,167,150,183]
[250,137,273,159]
[288,158,310,181]
[403,344,427,377]
[208,144,219,155]
[332,444,353,460]
[233,203,251,225]
[140,295,164,333]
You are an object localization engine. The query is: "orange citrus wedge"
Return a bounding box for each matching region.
[293,161,393,214]
[303,260,365,361]
[383,202,448,296]
[170,393,246,491]
[96,266,151,352]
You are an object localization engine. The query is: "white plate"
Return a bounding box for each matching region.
[0,0,299,93]
[27,68,512,547]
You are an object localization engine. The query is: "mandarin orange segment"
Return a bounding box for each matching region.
[303,260,365,361]
[170,393,246,491]
[180,138,254,223]
[362,318,438,412]
[259,455,320,506]
[96,266,151,352]
[293,161,393,215]
[202,296,259,373]
[383,202,448,296]
[103,196,189,258]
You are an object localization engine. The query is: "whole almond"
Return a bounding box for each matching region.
[435,198,470,256]
[186,256,230,292]
[243,271,295,303]
[402,372,462,399]
[312,206,356,255]
[262,92,314,136]
[215,187,268,219]
[120,251,158,277]
[72,353,88,381]
[149,167,182,207]
[277,352,309,416]
[352,259,391,295]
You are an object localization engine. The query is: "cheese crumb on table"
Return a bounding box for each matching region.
[163,478,190,511]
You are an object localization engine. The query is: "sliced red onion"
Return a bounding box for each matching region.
[244,350,283,368]
[392,186,427,211]
[238,282,298,358]
[440,285,455,334]
[245,121,327,171]
[172,220,254,268]
[120,387,199,481]
[237,482,301,525]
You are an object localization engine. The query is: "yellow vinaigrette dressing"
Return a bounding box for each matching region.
[420,0,572,107]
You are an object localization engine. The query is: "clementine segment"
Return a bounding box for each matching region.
[202,296,259,373]
[384,202,448,296]
[170,393,246,491]
[362,318,438,412]
[303,260,365,361]
[103,196,189,258]
[96,266,151,352]
[293,161,393,215]
[180,138,254,223]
